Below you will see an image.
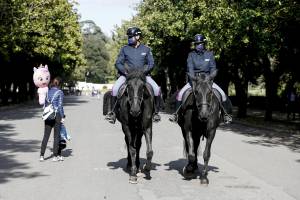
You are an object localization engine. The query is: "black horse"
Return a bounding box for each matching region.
[104,68,155,184]
[178,71,221,184]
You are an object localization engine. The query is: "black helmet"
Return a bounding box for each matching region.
[194,34,206,44]
[127,27,142,37]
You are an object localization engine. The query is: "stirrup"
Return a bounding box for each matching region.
[153,113,161,122]
[169,113,178,123]
[105,112,116,124]
[223,114,232,124]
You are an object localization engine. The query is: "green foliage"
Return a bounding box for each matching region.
[110,0,299,118]
[0,0,85,69]
[0,0,86,104]
[80,20,110,83]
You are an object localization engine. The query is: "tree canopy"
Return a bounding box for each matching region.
[80,20,110,83]
[0,0,85,104]
[111,0,299,119]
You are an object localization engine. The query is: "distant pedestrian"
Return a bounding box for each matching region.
[287,88,297,120]
[40,77,66,162]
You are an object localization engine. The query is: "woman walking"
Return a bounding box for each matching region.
[40,77,65,162]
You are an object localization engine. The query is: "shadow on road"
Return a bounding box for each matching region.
[62,148,73,157]
[164,158,219,179]
[63,96,89,107]
[0,105,41,120]
[107,157,161,179]
[0,96,89,121]
[220,123,300,153]
[0,124,47,184]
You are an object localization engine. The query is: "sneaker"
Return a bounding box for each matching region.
[39,156,45,162]
[153,113,161,122]
[58,156,64,161]
[169,113,178,123]
[52,156,59,162]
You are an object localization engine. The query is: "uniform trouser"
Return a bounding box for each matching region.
[176,82,227,102]
[112,75,161,96]
[40,114,62,157]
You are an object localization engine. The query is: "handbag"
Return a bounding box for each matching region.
[42,91,59,121]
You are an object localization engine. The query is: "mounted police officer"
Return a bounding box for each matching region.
[169,34,233,124]
[105,27,161,124]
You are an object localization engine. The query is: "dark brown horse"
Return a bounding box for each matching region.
[178,72,221,184]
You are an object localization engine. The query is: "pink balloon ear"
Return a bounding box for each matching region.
[33,67,37,72]
[45,65,48,70]
[39,64,43,68]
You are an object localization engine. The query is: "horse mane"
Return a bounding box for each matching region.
[126,70,146,82]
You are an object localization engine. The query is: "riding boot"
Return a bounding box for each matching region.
[221,97,233,124]
[153,96,161,122]
[169,101,181,123]
[105,96,117,124]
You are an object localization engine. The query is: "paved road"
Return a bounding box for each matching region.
[0,96,299,200]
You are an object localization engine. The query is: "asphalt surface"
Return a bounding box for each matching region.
[0,95,299,200]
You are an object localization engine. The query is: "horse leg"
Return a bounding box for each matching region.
[183,130,197,179]
[122,125,138,184]
[143,127,153,171]
[135,133,143,171]
[128,144,138,184]
[124,135,131,171]
[201,129,216,185]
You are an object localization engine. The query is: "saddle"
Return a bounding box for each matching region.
[117,83,154,99]
[181,88,222,108]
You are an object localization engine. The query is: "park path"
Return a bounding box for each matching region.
[0,95,299,200]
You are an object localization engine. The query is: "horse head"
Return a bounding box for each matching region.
[188,71,217,121]
[125,66,148,117]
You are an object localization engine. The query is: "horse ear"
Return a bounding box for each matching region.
[44,65,48,70]
[187,72,196,81]
[143,65,149,74]
[209,69,218,80]
[39,64,43,68]
[33,67,37,72]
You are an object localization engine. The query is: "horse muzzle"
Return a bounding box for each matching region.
[130,108,141,117]
[198,108,209,121]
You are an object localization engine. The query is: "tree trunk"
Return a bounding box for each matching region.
[234,79,248,118]
[263,56,280,121]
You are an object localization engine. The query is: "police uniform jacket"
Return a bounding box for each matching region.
[187,50,216,74]
[115,44,154,75]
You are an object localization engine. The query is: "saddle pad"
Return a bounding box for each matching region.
[117,84,127,99]
[145,83,154,97]
[181,88,221,106]
[117,83,154,99]
[181,88,192,106]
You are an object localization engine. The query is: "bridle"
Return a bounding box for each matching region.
[126,83,144,107]
[193,80,214,115]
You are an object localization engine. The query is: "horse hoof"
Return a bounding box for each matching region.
[129,176,138,184]
[200,178,209,185]
[143,163,152,172]
[183,166,196,179]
